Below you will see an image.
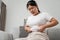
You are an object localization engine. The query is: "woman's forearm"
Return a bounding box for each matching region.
[38,18,59,32]
[42,18,59,28]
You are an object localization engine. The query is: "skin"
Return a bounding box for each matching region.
[28,5,39,16]
[24,5,59,33]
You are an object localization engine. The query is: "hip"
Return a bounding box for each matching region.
[27,31,49,40]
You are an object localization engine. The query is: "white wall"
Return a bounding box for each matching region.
[2,0,31,39]
[2,0,60,39]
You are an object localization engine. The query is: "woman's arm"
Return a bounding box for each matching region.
[24,25,32,33]
[38,18,59,32]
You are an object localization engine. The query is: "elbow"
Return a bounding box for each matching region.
[54,20,59,26]
[52,18,59,26]
[49,18,59,27]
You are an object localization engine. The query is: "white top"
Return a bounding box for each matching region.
[26,12,53,31]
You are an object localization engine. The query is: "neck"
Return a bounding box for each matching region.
[33,12,40,16]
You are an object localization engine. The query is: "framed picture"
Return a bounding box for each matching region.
[0,1,6,31]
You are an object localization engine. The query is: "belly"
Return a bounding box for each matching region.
[28,17,47,27]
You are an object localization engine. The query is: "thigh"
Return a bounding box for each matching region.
[15,38,27,40]
[27,32,49,40]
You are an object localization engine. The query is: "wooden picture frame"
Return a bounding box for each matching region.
[0,1,6,31]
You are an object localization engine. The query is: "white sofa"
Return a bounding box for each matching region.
[47,27,60,40]
[0,31,13,40]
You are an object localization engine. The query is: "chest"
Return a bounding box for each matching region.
[27,15,47,26]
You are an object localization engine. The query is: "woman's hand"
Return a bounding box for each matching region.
[38,25,46,32]
[24,25,32,33]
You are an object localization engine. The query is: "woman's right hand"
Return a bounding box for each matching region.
[24,25,32,33]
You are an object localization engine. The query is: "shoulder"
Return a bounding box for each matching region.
[38,12,48,16]
[41,12,52,16]
[26,15,33,20]
[41,12,49,15]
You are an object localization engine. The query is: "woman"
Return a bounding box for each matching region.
[25,0,59,40]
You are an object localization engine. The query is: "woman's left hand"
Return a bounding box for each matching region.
[38,25,46,32]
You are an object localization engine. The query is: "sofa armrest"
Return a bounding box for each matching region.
[19,26,29,38]
[0,31,13,40]
[47,28,60,40]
